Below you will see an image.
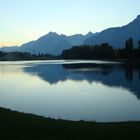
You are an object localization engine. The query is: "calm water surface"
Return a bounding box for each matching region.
[0,60,140,122]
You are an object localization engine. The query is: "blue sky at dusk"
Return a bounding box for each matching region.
[0,0,140,46]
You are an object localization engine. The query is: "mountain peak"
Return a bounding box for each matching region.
[135,15,140,22]
[47,32,59,36]
[85,32,94,38]
[86,31,93,35]
[128,14,140,26]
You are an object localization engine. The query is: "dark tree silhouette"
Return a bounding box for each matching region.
[62,43,113,59]
[125,38,133,51]
[124,38,133,58]
[138,40,140,49]
[0,51,6,58]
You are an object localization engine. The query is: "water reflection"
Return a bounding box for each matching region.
[24,63,140,99]
[1,60,140,122]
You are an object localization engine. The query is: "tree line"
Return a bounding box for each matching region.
[0,51,59,61]
[0,38,140,60]
[61,38,140,59]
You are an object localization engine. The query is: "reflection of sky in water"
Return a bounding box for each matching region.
[0,60,140,122]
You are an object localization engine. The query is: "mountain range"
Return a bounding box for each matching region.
[84,15,140,48]
[0,15,140,55]
[0,32,95,55]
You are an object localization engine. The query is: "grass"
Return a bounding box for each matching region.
[0,107,140,140]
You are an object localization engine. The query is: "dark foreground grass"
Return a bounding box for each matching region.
[0,107,140,140]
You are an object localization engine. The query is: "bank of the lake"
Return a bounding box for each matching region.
[0,107,140,140]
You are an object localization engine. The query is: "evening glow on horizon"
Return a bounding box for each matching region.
[0,0,140,46]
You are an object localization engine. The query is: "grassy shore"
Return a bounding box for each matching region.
[0,107,140,140]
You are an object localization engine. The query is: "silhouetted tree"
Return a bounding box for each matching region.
[98,43,113,58]
[125,38,133,58]
[138,40,140,49]
[0,51,6,58]
[61,43,113,59]
[125,38,133,51]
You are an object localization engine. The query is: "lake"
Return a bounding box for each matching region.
[0,60,140,122]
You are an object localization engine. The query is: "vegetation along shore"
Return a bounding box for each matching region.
[0,107,140,140]
[0,38,140,62]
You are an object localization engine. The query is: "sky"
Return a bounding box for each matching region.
[0,0,140,47]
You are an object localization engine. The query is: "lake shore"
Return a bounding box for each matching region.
[0,107,140,140]
[0,51,140,64]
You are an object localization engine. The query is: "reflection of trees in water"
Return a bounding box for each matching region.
[124,65,140,82]
[63,63,140,82]
[125,66,133,82]
[62,63,114,76]
[24,63,140,99]
[63,63,140,99]
[139,69,140,80]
